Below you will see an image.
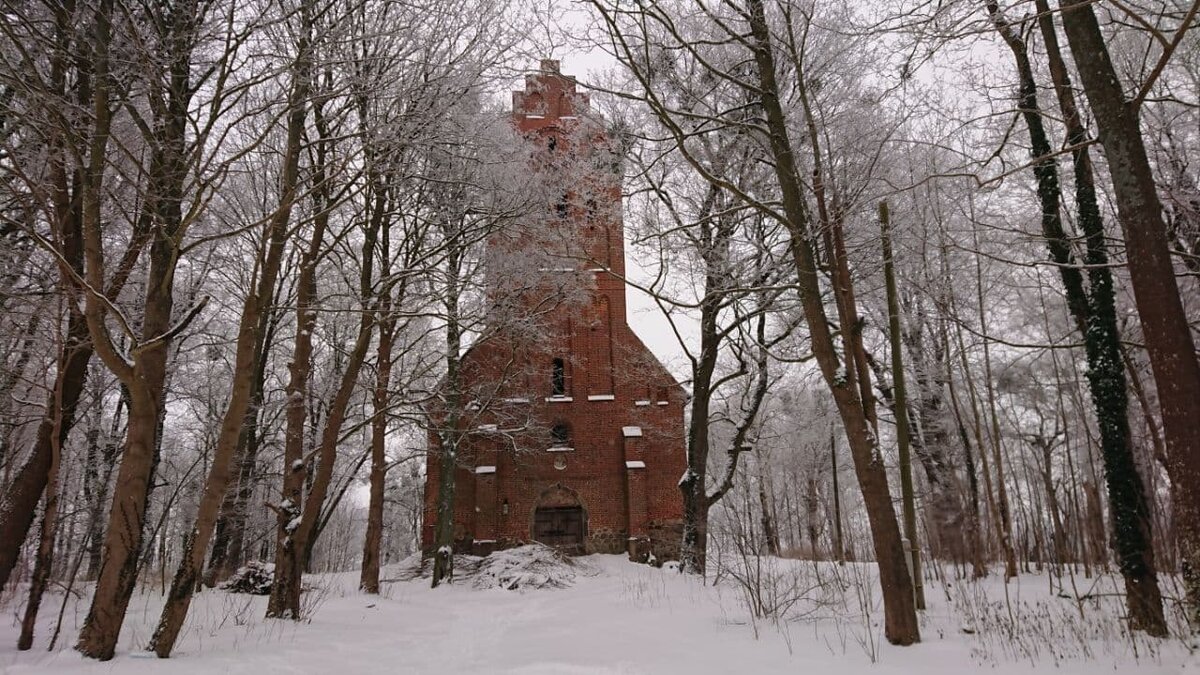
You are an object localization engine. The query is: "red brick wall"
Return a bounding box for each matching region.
[422,60,686,560]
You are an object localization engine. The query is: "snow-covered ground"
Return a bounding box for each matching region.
[2,552,1195,674]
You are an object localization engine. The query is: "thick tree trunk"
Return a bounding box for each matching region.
[904,313,969,566]
[77,368,167,660]
[804,476,821,558]
[77,0,194,654]
[676,183,725,576]
[431,241,464,589]
[1059,2,1200,628]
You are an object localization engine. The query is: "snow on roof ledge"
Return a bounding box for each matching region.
[625,460,646,469]
[622,426,643,438]
[475,465,497,474]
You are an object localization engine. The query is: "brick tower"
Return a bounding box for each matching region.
[420,60,686,561]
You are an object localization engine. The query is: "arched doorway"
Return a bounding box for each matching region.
[532,484,585,552]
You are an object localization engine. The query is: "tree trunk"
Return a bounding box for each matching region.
[996,0,1177,632]
[881,202,925,609]
[1059,2,1200,627]
[756,461,780,557]
[0,318,90,595]
[77,0,194,655]
[432,238,464,589]
[970,224,1019,580]
[206,317,275,586]
[265,239,320,619]
[17,425,62,650]
[151,24,311,651]
[77,372,167,660]
[361,318,395,594]
[745,0,918,644]
[830,433,845,565]
[678,338,717,574]
[271,92,378,612]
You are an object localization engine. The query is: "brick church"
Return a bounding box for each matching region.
[421,60,686,561]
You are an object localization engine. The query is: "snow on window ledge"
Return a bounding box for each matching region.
[622,426,643,438]
[545,396,573,403]
[634,400,651,407]
[546,446,574,453]
[475,465,497,474]
[587,394,615,401]
[625,460,646,469]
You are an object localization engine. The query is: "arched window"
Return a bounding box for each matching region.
[551,357,566,396]
[551,421,571,447]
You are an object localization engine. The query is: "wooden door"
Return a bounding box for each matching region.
[533,506,585,549]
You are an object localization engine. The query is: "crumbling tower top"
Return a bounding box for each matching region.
[512,59,591,129]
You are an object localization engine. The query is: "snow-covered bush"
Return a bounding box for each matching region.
[220,561,275,595]
[471,544,587,591]
[389,544,595,591]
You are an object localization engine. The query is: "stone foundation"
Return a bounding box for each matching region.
[647,520,683,563]
[586,528,627,555]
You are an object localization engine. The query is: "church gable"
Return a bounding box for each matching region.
[422,61,686,562]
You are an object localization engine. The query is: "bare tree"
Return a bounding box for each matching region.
[1056,0,1200,626]
[590,0,920,644]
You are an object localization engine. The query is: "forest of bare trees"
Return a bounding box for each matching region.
[0,0,1197,664]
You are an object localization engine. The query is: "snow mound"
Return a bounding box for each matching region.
[470,544,593,590]
[387,544,597,591]
[220,560,275,595]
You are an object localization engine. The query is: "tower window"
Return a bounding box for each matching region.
[548,135,557,152]
[556,192,569,219]
[551,357,566,396]
[551,421,571,447]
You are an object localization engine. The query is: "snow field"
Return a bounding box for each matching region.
[1,553,1195,674]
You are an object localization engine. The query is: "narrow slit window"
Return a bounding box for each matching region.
[552,358,566,396]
